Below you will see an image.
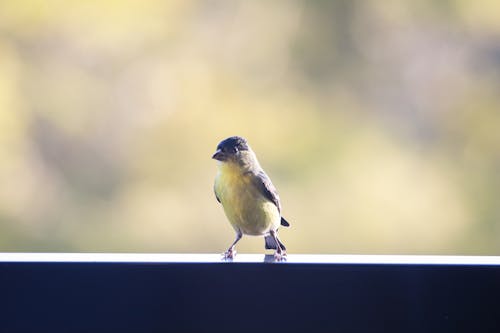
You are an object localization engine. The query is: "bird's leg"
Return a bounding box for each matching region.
[222,231,242,260]
[269,230,286,261]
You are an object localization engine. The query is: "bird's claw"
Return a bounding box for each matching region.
[221,249,236,260]
[273,250,287,262]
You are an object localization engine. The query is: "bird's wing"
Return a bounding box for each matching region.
[214,185,221,203]
[251,170,282,213]
[253,171,290,227]
[280,216,290,227]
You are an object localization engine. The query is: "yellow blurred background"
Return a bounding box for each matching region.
[1,0,499,254]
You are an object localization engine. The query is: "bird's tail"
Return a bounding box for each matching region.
[265,235,287,251]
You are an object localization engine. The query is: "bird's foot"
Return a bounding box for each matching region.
[273,250,287,262]
[221,248,236,260]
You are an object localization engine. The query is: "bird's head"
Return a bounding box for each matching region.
[212,136,258,169]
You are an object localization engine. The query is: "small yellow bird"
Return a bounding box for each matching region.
[212,136,290,260]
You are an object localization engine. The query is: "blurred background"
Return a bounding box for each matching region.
[0,0,499,254]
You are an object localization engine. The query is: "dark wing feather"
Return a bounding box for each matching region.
[252,170,282,213]
[280,216,290,227]
[214,186,221,203]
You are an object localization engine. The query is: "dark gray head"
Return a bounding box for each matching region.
[212,136,250,162]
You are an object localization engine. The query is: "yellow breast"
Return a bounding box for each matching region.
[214,162,280,236]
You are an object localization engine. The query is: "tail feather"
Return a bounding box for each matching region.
[264,235,287,251]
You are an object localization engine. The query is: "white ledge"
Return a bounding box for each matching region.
[1,253,500,265]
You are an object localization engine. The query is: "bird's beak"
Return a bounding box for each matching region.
[212,149,225,161]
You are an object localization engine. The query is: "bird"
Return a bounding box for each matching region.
[212,136,290,260]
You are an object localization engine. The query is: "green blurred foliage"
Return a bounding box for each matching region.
[0,0,499,254]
